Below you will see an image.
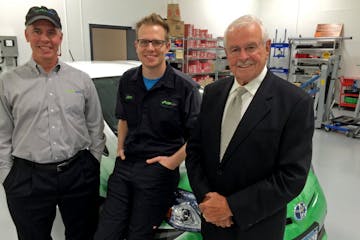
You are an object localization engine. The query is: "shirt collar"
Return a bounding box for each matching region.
[134,62,175,89]
[231,66,267,96]
[28,58,62,75]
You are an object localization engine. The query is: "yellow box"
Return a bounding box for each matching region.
[175,49,183,59]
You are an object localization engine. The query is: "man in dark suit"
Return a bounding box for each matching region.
[185,15,314,239]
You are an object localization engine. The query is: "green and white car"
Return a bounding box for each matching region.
[68,61,328,240]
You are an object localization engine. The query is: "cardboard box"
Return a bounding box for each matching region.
[314,24,343,37]
[167,3,181,21]
[167,20,184,37]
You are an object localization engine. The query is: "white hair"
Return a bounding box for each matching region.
[224,15,269,46]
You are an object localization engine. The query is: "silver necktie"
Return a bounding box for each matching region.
[220,87,247,160]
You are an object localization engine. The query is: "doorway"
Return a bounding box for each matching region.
[89,24,138,61]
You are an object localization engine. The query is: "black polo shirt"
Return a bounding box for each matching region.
[115,64,201,159]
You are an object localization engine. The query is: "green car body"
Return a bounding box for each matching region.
[100,153,327,240]
[69,61,328,240]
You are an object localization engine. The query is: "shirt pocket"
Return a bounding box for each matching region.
[63,91,85,117]
[150,97,182,139]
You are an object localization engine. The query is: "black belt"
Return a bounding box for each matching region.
[14,150,86,173]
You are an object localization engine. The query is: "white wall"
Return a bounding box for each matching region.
[258,0,300,42]
[0,0,168,64]
[178,0,360,78]
[297,0,360,77]
[258,0,360,77]
[0,0,68,65]
[1,0,360,77]
[70,0,168,61]
[178,0,258,37]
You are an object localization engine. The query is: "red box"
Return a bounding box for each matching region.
[184,24,193,37]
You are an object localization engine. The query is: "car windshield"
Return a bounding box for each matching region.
[92,76,119,135]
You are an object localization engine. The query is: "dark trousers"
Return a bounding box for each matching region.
[94,157,179,240]
[3,150,100,240]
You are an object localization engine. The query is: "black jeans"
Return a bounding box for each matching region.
[3,150,100,240]
[94,157,179,240]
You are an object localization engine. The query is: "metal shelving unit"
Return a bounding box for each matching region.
[183,37,230,85]
[167,37,185,71]
[288,37,343,83]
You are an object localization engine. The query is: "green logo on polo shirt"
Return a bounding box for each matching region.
[66,89,82,94]
[161,100,177,107]
[125,95,134,101]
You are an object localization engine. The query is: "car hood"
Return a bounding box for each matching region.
[66,60,141,79]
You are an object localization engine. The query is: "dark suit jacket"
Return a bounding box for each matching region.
[185,71,314,239]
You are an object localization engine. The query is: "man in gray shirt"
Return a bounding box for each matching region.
[0,6,105,240]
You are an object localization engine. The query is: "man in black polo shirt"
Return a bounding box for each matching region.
[94,13,201,240]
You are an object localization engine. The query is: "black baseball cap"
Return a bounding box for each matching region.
[25,6,62,29]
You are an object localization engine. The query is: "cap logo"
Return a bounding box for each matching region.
[25,6,62,29]
[34,8,57,16]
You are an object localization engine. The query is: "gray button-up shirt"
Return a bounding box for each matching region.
[0,59,105,183]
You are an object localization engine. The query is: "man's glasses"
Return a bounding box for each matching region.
[137,39,167,48]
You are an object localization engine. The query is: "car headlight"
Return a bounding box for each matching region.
[167,189,201,232]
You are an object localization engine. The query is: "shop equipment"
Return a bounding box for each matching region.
[0,36,18,74]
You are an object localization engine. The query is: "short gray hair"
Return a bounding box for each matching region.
[224,15,269,46]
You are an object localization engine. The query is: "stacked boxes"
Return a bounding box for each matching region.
[166,4,184,38]
[187,50,216,59]
[184,24,213,39]
[167,3,181,21]
[165,3,229,86]
[167,20,184,37]
[339,77,360,108]
[184,36,217,76]
[166,3,184,71]
[185,60,215,74]
[184,24,193,38]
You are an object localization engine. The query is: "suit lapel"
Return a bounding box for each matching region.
[221,73,274,165]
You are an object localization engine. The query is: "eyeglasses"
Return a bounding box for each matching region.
[227,42,264,56]
[137,39,167,48]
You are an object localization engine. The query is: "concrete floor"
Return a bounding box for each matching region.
[312,129,360,239]
[1,126,359,239]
